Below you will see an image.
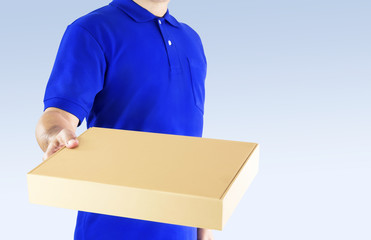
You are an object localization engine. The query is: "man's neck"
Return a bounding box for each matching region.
[132,0,169,17]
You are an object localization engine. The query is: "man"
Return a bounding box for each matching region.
[35,0,214,239]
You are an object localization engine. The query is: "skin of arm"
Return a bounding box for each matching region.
[197,227,214,240]
[35,107,80,161]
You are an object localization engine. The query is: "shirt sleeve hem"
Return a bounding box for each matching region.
[43,97,88,127]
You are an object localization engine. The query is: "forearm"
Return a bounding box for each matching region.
[197,228,214,240]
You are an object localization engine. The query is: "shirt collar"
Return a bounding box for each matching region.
[110,0,180,28]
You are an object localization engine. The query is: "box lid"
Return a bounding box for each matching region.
[29,127,257,200]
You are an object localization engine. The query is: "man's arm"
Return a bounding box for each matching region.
[197,228,214,240]
[35,107,80,161]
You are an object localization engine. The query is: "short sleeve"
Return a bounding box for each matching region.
[43,22,106,127]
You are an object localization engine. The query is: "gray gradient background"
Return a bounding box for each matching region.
[1,0,370,239]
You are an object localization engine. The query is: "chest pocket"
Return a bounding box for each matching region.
[187,56,207,114]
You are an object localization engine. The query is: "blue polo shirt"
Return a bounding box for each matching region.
[42,0,207,239]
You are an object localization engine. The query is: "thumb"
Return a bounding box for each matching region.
[59,129,79,148]
[66,138,79,148]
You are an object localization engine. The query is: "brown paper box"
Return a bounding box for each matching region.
[27,127,259,230]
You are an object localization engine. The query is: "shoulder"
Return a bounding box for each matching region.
[63,4,124,52]
[66,5,119,37]
[179,21,203,43]
[70,5,108,26]
[178,21,207,64]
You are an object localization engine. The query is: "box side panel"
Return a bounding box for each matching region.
[27,174,223,229]
[221,144,259,228]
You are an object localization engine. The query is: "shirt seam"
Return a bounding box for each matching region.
[44,96,89,115]
[73,23,108,64]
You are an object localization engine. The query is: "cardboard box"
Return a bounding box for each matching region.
[27,127,259,230]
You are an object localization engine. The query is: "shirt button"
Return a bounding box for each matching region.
[168,40,172,46]
[158,19,162,24]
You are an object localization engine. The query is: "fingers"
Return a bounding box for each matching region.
[42,129,79,161]
[58,129,79,149]
[43,138,61,161]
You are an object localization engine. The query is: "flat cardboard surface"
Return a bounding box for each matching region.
[28,127,259,230]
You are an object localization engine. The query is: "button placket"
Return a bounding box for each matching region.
[156,18,179,71]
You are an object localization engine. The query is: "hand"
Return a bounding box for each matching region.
[42,128,79,161]
[197,228,214,240]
